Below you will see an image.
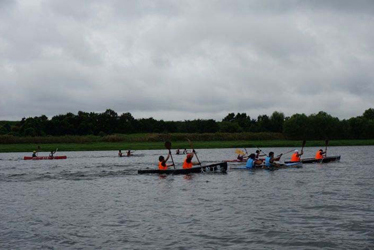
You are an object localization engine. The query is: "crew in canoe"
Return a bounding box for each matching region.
[158,153,174,170]
[183,148,189,154]
[290,149,303,162]
[183,151,199,169]
[315,149,326,160]
[176,149,180,155]
[127,150,132,157]
[265,152,283,168]
[245,154,263,168]
[32,151,37,157]
[118,150,123,157]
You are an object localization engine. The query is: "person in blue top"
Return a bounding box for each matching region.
[264,152,283,169]
[246,154,263,168]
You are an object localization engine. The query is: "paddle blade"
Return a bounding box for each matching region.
[165,141,172,150]
[325,140,329,146]
[302,140,306,148]
[235,149,245,155]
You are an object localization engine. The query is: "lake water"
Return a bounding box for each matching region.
[0,146,373,249]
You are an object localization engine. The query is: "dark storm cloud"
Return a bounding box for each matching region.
[0,0,373,121]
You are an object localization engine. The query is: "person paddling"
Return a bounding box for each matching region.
[315,149,326,160]
[32,151,37,157]
[118,150,123,157]
[183,152,199,169]
[290,149,303,162]
[158,153,174,170]
[127,150,132,157]
[176,149,180,155]
[264,152,283,169]
[246,153,263,169]
[49,150,56,157]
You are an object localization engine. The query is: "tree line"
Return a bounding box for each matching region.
[0,108,373,140]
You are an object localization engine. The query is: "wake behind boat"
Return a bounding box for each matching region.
[138,162,228,175]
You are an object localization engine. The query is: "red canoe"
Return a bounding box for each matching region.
[24,156,67,160]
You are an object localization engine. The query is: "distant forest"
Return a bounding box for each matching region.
[0,108,374,140]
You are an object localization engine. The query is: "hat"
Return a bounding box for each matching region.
[294,150,298,152]
[33,151,36,153]
[187,153,193,158]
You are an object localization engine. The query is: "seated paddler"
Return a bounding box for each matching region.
[290,149,303,162]
[49,150,56,157]
[264,152,283,168]
[118,150,123,157]
[158,153,174,170]
[32,151,37,157]
[183,152,198,169]
[246,154,263,168]
[315,149,326,160]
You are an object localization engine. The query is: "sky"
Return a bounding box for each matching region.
[0,0,373,121]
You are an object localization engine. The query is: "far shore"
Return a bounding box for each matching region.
[0,140,373,153]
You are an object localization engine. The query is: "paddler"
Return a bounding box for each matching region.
[290,149,303,162]
[255,150,266,160]
[315,149,326,160]
[264,152,283,168]
[127,150,132,157]
[49,150,56,157]
[32,151,37,157]
[246,154,263,168]
[118,150,123,157]
[176,149,180,155]
[158,153,174,170]
[183,151,198,169]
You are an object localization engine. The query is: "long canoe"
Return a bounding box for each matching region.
[138,162,227,175]
[24,156,67,160]
[284,155,341,164]
[231,162,302,170]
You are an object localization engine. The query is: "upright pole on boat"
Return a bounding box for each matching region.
[165,141,176,169]
[187,139,201,165]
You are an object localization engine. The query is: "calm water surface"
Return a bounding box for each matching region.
[0,146,373,249]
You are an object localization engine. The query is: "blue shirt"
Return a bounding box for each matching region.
[265,156,272,167]
[246,158,254,168]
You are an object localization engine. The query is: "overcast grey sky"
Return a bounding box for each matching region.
[1,0,373,121]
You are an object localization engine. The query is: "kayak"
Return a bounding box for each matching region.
[231,162,303,170]
[224,159,247,163]
[138,162,227,175]
[24,156,67,160]
[284,155,341,164]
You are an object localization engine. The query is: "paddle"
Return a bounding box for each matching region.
[325,139,329,157]
[235,149,246,155]
[277,149,295,157]
[255,146,267,156]
[244,148,248,155]
[187,139,201,165]
[301,140,306,151]
[165,141,176,169]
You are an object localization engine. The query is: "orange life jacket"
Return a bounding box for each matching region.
[159,161,167,170]
[290,152,300,162]
[183,159,193,169]
[315,151,323,160]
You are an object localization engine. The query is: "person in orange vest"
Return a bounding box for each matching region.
[158,153,174,170]
[183,152,198,169]
[315,149,326,160]
[290,149,303,162]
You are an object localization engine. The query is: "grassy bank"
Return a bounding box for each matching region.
[0,140,373,153]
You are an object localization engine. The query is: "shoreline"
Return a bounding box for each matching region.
[0,140,373,153]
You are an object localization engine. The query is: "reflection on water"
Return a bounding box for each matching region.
[0,146,374,249]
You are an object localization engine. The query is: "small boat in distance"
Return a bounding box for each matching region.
[24,156,67,160]
[138,162,227,175]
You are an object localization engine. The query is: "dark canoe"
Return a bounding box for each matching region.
[284,155,341,164]
[24,156,67,160]
[138,162,228,175]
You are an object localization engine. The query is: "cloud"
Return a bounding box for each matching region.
[1,0,373,121]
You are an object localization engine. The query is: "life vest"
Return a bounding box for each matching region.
[183,159,193,169]
[315,151,323,160]
[159,161,167,170]
[265,156,272,167]
[290,152,300,162]
[246,158,254,168]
